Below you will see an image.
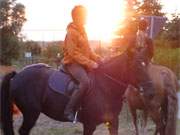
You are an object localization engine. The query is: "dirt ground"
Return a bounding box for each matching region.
[11,111,180,135]
[1,102,180,135]
[11,104,157,135]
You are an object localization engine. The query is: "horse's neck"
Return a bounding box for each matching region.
[83,60,128,117]
[86,73,126,114]
[102,53,129,81]
[89,53,129,100]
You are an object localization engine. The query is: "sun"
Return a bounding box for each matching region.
[85,0,125,42]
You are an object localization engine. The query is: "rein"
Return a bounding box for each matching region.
[103,73,127,88]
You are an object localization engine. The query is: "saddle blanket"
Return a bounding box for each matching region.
[48,70,78,96]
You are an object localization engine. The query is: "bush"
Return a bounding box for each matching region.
[41,44,63,66]
[154,46,180,79]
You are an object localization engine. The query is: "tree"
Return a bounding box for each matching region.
[41,41,63,65]
[160,14,180,48]
[0,0,26,65]
[137,0,164,16]
[23,41,42,56]
[125,0,140,17]
[116,0,165,37]
[113,0,165,55]
[113,0,140,49]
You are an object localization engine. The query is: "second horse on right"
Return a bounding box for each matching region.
[125,63,178,135]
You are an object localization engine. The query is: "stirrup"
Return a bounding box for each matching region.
[139,87,144,93]
[73,111,78,124]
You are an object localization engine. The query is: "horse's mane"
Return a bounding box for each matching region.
[101,52,129,82]
[102,52,128,70]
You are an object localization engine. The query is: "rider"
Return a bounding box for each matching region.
[127,18,155,105]
[136,19,154,64]
[127,18,154,64]
[62,5,101,122]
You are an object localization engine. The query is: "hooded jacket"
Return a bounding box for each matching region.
[63,23,100,70]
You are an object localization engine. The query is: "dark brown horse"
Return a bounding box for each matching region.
[125,64,178,135]
[0,53,135,135]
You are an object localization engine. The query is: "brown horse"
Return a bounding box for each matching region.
[125,64,178,135]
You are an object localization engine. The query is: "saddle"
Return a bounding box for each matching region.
[48,65,79,97]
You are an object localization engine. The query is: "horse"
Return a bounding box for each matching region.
[1,52,136,135]
[125,63,178,135]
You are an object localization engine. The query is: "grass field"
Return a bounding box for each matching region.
[178,120,180,135]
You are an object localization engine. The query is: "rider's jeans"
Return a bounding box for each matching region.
[66,63,89,104]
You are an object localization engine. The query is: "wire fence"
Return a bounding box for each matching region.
[21,29,66,41]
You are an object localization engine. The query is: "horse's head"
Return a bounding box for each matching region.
[101,50,148,89]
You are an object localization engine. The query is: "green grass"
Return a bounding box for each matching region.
[154,47,180,79]
[177,120,180,133]
[47,127,82,135]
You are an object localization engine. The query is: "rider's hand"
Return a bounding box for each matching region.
[100,58,106,63]
[97,58,105,65]
[91,62,99,69]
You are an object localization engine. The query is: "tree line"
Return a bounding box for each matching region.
[0,0,26,65]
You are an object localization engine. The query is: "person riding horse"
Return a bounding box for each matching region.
[62,5,101,122]
[127,18,154,64]
[136,19,154,64]
[127,18,155,106]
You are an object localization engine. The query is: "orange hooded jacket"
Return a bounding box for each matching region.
[63,23,100,70]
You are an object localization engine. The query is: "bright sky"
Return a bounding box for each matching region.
[17,0,180,41]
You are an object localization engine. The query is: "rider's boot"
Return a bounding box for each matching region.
[64,89,83,122]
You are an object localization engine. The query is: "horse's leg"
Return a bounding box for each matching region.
[155,105,167,135]
[83,124,96,135]
[154,128,158,135]
[130,108,139,135]
[19,110,40,135]
[149,108,164,135]
[153,110,163,135]
[142,110,148,135]
[108,118,119,135]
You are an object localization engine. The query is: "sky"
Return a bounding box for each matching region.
[16,0,180,41]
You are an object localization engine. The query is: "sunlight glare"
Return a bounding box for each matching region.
[17,0,125,41]
[85,0,125,41]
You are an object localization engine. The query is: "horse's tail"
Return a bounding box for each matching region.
[1,71,16,135]
[164,73,178,135]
